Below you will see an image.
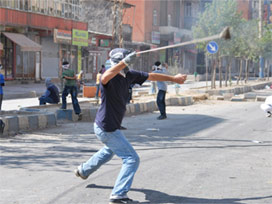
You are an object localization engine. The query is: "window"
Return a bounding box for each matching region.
[185,2,192,17]
[153,10,157,26]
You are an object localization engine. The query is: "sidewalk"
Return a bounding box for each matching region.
[2,78,271,110]
[3,81,56,100]
[1,79,271,136]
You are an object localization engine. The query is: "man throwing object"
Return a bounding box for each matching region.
[74,48,187,204]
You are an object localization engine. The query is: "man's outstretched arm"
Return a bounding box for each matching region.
[148,73,187,84]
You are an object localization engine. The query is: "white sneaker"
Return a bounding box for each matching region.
[74,166,88,180]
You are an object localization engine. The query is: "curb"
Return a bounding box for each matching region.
[201,82,272,96]
[56,95,194,122]
[0,110,57,137]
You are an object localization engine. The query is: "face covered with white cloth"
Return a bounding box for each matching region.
[106,48,133,77]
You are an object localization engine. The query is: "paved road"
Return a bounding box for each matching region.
[0,100,272,204]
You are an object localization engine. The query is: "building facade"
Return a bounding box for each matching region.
[124,0,209,74]
[0,0,87,81]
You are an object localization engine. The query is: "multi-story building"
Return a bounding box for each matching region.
[0,0,88,81]
[237,0,271,22]
[79,0,136,79]
[124,0,212,74]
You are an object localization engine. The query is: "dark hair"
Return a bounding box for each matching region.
[62,61,69,65]
[154,61,161,66]
[101,65,105,68]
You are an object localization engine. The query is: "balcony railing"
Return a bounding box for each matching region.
[0,0,82,21]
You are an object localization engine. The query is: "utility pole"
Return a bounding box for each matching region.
[118,0,124,48]
[112,0,118,49]
[111,0,125,48]
[259,0,264,78]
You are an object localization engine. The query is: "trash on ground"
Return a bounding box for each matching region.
[146,128,160,131]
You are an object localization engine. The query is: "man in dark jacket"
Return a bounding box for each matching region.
[39,78,60,105]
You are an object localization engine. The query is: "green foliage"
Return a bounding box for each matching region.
[258,24,272,59]
[192,0,242,57]
[192,0,271,61]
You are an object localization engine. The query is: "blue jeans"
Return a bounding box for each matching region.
[80,123,140,197]
[157,90,166,116]
[150,81,156,94]
[39,96,56,105]
[61,85,81,114]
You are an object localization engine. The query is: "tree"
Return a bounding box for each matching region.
[192,0,244,88]
[257,24,272,79]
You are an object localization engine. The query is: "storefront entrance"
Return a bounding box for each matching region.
[1,32,42,80]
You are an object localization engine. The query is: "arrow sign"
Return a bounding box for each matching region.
[207,41,218,54]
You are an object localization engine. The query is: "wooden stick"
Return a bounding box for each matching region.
[137,27,230,55]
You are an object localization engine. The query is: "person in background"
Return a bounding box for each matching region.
[0,64,5,110]
[152,61,168,120]
[127,83,134,104]
[95,67,103,99]
[194,71,198,81]
[61,61,82,120]
[76,70,84,93]
[149,65,157,94]
[39,78,60,105]
[260,96,272,117]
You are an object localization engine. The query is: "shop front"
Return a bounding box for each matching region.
[0,32,41,80]
[54,29,79,77]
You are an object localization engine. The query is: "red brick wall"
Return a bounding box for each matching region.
[237,0,251,20]
[124,0,160,43]
[124,1,145,42]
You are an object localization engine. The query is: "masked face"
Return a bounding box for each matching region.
[62,63,70,70]
[107,48,132,77]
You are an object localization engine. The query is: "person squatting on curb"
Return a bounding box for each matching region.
[61,61,82,120]
[39,78,60,105]
[74,48,187,204]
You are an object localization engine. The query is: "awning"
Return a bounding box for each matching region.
[3,32,42,52]
[0,42,3,50]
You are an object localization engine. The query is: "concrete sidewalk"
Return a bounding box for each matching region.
[1,79,271,137]
[3,81,47,100]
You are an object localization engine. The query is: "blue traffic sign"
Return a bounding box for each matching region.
[206,41,219,54]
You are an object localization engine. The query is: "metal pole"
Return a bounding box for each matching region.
[259,0,264,78]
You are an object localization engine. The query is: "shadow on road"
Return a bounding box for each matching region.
[1,113,272,171]
[87,184,272,204]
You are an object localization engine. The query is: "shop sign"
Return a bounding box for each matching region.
[151,31,160,45]
[54,29,72,44]
[99,39,109,47]
[78,47,82,72]
[72,29,88,47]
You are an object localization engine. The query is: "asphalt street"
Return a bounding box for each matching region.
[0,100,272,204]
